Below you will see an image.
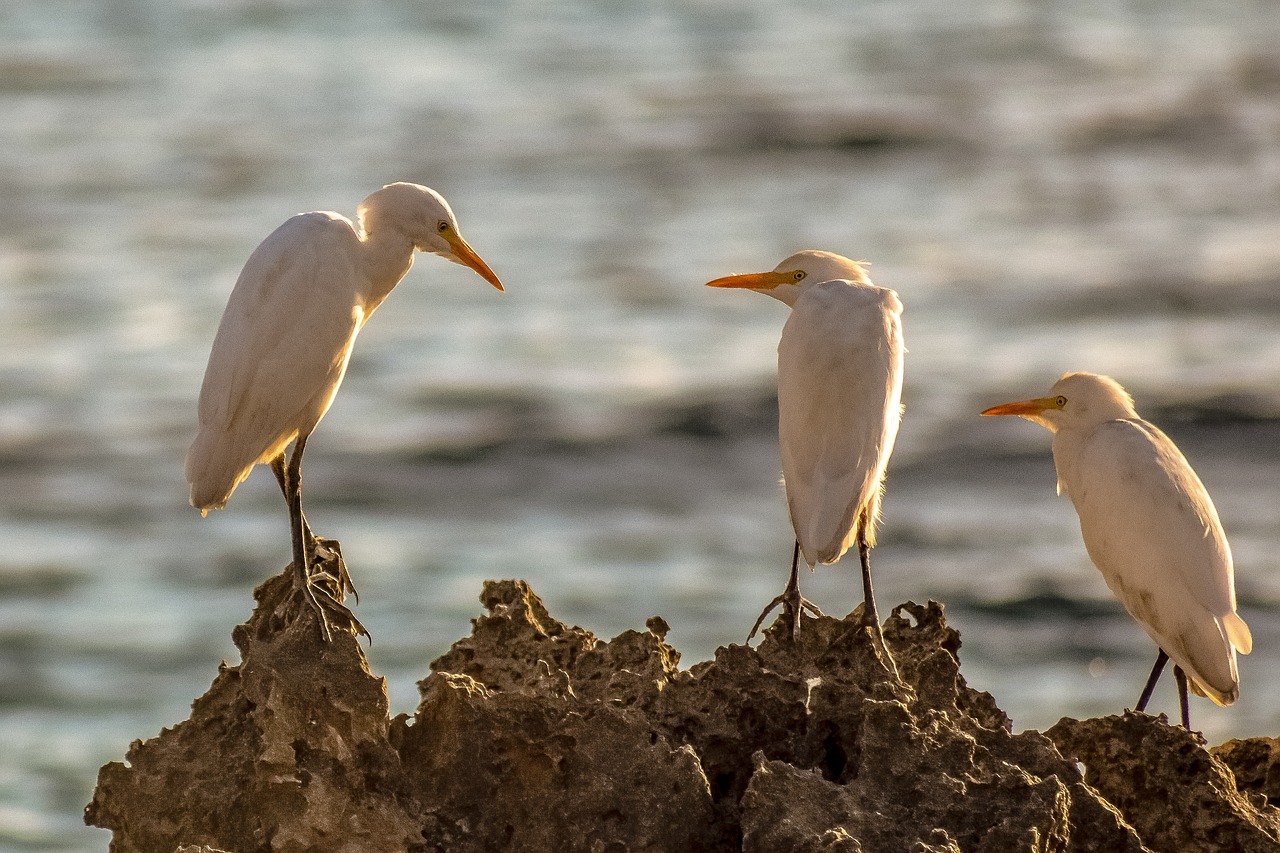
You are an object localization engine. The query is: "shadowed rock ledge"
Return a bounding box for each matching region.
[86,573,1280,852]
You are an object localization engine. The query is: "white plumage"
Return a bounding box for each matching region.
[779,276,903,565]
[983,372,1251,716]
[708,250,904,645]
[187,212,374,510]
[186,183,502,639]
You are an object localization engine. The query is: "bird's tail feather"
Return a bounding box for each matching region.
[185,430,257,512]
[1223,610,1253,656]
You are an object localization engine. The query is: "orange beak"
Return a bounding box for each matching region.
[705,270,794,290]
[981,397,1060,417]
[447,234,504,291]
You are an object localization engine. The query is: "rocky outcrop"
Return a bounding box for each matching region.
[86,572,1280,852]
[1050,715,1280,852]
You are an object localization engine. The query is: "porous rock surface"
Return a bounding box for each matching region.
[86,572,1280,852]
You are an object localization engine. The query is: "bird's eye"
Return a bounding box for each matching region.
[437,220,451,234]
[1055,396,1068,407]
[791,271,806,282]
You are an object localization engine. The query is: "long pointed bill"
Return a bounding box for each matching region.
[447,235,504,291]
[705,270,794,290]
[981,397,1060,417]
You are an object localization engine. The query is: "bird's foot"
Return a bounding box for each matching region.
[748,587,824,642]
[856,606,901,682]
[291,548,369,643]
[313,536,359,603]
[312,580,370,643]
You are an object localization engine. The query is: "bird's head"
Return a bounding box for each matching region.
[359,182,503,291]
[705,250,870,305]
[981,372,1138,433]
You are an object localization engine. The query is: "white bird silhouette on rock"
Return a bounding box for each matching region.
[186,182,503,641]
[982,372,1252,728]
[707,250,904,659]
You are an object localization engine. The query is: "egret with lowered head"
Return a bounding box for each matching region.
[707,250,904,653]
[982,372,1252,728]
[186,182,503,640]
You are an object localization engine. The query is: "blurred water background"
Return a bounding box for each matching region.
[4,0,1280,848]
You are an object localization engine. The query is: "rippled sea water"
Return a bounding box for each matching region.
[3,1,1280,848]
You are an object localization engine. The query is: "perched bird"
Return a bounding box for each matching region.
[707,250,904,649]
[186,182,503,640]
[982,372,1252,728]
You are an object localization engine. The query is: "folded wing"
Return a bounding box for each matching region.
[1068,419,1250,704]
[778,282,904,566]
[186,213,367,510]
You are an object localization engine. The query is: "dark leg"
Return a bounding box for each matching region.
[272,454,305,534]
[282,438,329,640]
[857,525,898,673]
[281,439,312,580]
[1174,666,1191,730]
[270,452,290,504]
[272,450,358,603]
[857,530,880,631]
[281,437,366,642]
[747,541,825,642]
[1134,649,1169,713]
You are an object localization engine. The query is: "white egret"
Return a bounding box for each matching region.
[707,250,904,650]
[186,182,503,640]
[982,372,1252,728]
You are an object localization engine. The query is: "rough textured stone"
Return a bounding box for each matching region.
[1214,736,1280,809]
[87,572,1280,852]
[85,572,423,853]
[733,602,1147,853]
[396,671,717,851]
[1048,713,1280,853]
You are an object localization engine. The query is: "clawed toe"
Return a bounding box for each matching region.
[293,571,369,642]
[289,539,368,642]
[313,536,359,603]
[747,589,824,642]
[747,595,785,642]
[309,578,370,642]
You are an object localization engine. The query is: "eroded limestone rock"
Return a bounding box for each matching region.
[1048,713,1280,853]
[1214,735,1280,810]
[85,572,422,853]
[86,573,1280,852]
